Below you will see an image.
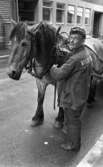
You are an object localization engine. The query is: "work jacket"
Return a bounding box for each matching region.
[50,46,92,110]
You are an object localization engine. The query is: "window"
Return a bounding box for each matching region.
[77,7,83,24]
[85,9,91,25]
[18,0,36,21]
[56,3,65,23]
[42,0,53,22]
[67,5,75,23]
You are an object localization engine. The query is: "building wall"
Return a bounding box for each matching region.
[1,0,103,48]
[8,0,103,39]
[0,0,10,21]
[0,0,11,49]
[36,0,103,38]
[82,0,103,6]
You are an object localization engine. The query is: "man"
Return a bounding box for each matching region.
[50,27,92,151]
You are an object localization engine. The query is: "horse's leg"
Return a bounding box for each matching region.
[31,78,47,127]
[54,81,64,128]
[54,107,64,128]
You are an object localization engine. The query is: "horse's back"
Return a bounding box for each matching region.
[85,37,103,74]
[85,37,103,62]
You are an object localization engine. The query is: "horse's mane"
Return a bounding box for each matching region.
[32,22,57,46]
[26,22,58,76]
[30,22,57,60]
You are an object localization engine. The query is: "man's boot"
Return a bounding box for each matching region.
[61,124,81,151]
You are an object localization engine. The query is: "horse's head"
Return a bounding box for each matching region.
[8,21,32,80]
[8,21,61,80]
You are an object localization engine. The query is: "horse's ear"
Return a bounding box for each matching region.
[11,19,17,27]
[9,20,18,40]
[56,26,61,36]
[27,30,34,36]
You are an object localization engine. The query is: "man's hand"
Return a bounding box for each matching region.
[50,64,59,74]
[52,64,58,69]
[50,64,59,72]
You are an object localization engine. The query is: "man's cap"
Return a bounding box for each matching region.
[70,27,86,39]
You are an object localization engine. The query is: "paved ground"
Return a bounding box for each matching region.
[0,49,10,57]
[0,61,103,166]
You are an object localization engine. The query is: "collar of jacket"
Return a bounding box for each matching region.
[70,45,84,55]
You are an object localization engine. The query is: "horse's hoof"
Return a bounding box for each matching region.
[31,119,44,127]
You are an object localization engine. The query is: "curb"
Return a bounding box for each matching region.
[0,54,9,59]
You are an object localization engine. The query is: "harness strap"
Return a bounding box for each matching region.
[54,83,56,110]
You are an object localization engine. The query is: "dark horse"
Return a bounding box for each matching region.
[8,21,103,127]
[8,21,67,127]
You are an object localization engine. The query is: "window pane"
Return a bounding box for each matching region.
[57,3,64,9]
[56,10,64,22]
[77,16,81,24]
[42,0,53,22]
[43,8,51,21]
[77,7,83,24]
[67,5,75,23]
[56,3,65,23]
[85,9,90,25]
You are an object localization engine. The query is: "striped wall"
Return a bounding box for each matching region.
[0,0,11,49]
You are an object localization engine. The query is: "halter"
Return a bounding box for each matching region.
[25,24,57,79]
[25,43,57,79]
[25,24,69,79]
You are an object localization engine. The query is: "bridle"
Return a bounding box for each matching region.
[25,43,57,79]
[25,24,68,79]
[25,25,58,79]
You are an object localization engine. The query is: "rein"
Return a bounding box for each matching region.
[25,46,56,79]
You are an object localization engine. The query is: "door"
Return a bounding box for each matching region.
[93,12,102,38]
[18,0,38,22]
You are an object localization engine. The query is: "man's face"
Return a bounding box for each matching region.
[69,34,84,51]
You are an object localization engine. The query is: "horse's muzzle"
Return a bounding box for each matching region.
[7,69,21,80]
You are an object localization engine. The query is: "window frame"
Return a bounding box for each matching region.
[76,6,83,25]
[84,8,91,25]
[67,5,75,24]
[56,3,65,24]
[42,0,53,23]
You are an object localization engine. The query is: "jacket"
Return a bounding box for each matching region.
[50,46,92,109]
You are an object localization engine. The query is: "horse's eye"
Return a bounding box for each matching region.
[21,42,27,47]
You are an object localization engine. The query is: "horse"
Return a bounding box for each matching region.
[8,21,68,127]
[7,21,103,127]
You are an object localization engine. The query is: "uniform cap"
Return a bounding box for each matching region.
[70,27,86,39]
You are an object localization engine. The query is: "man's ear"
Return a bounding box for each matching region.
[56,26,61,36]
[81,37,85,44]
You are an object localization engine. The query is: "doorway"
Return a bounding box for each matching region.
[93,12,102,38]
[18,0,38,22]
